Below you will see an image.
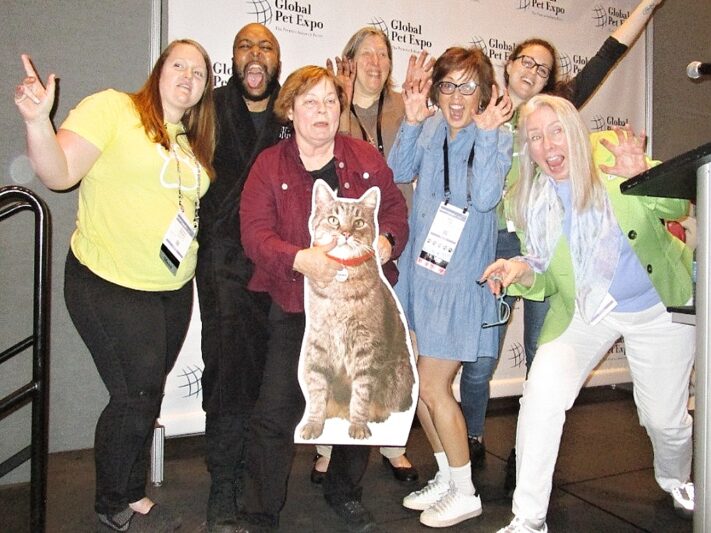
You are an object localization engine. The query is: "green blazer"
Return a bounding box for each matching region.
[511,130,692,345]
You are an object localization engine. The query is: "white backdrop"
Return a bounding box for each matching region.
[159,0,643,437]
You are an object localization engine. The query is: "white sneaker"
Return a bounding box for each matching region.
[418,485,482,528]
[496,516,548,533]
[671,482,694,518]
[402,474,450,511]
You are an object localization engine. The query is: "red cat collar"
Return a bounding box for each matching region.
[325,250,375,267]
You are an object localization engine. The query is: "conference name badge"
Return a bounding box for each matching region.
[416,202,468,275]
[159,211,196,275]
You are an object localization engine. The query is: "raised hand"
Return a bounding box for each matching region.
[598,124,649,179]
[402,53,434,125]
[472,85,513,131]
[14,54,56,124]
[326,56,355,109]
[407,50,434,93]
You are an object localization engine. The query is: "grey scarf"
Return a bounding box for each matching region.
[520,172,621,324]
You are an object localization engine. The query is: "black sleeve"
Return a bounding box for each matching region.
[560,37,629,109]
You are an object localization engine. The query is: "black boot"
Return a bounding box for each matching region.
[206,415,248,532]
[504,447,516,498]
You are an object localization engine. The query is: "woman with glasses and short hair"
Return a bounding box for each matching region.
[387,46,513,528]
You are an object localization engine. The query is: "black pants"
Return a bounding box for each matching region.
[197,240,270,416]
[64,250,192,515]
[242,303,370,526]
[196,240,270,486]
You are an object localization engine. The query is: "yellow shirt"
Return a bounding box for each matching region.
[61,89,209,291]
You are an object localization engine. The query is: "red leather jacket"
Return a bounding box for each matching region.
[240,134,408,313]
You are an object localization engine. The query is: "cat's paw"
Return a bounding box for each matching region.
[300,422,324,440]
[348,422,372,440]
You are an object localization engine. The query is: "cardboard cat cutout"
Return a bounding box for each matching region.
[295,180,418,445]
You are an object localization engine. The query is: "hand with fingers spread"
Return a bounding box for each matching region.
[472,85,513,131]
[480,258,534,293]
[598,124,649,179]
[326,55,355,109]
[402,54,434,125]
[14,54,56,124]
[406,50,434,94]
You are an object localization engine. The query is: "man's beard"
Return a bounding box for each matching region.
[236,66,280,102]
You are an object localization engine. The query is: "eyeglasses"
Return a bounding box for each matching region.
[437,80,479,96]
[481,284,511,329]
[513,55,552,79]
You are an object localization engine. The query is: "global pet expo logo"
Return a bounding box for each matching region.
[592,4,630,29]
[516,0,567,19]
[368,17,432,53]
[558,48,600,78]
[246,0,326,34]
[589,114,630,132]
[470,35,517,68]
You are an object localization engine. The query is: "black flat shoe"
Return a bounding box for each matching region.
[381,454,419,483]
[310,453,327,484]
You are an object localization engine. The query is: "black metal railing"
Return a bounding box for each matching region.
[0,185,51,532]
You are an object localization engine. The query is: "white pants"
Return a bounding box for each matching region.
[512,302,695,523]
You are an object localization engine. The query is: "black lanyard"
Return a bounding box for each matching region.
[350,90,385,156]
[443,134,475,213]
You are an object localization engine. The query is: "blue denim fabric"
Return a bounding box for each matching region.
[460,230,549,437]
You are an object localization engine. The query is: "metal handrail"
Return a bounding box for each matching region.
[0,185,51,533]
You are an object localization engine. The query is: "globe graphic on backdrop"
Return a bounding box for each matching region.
[369,17,388,34]
[517,0,532,9]
[591,115,606,131]
[592,5,607,28]
[470,36,488,55]
[247,0,273,25]
[178,365,203,399]
[558,53,572,78]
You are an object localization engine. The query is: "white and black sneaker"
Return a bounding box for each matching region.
[671,482,694,519]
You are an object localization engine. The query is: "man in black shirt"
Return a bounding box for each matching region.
[197,23,288,533]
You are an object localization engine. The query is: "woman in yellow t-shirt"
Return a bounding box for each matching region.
[14,39,215,532]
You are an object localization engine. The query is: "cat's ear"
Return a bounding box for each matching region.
[358,186,380,211]
[313,179,335,207]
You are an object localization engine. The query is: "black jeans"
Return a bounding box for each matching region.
[242,303,370,526]
[64,250,192,515]
[197,239,271,488]
[196,239,270,417]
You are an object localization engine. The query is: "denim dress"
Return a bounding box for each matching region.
[388,112,513,361]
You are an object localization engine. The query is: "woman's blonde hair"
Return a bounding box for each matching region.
[130,39,216,179]
[511,94,605,231]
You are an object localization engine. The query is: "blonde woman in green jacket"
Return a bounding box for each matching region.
[482,94,694,533]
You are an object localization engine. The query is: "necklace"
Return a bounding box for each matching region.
[172,135,201,232]
[350,90,385,155]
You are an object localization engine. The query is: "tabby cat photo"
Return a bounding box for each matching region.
[295,180,417,445]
